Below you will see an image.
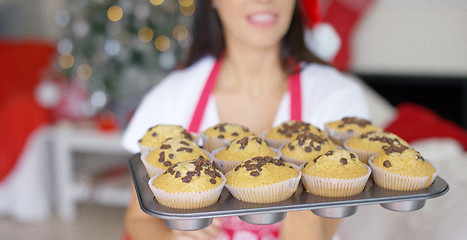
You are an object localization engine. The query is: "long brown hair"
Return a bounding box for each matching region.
[182,0,326,73]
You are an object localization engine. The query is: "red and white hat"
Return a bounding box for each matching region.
[300,0,341,61]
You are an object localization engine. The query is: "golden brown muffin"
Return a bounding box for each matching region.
[202,123,255,151]
[324,117,383,146]
[149,158,225,209]
[369,145,438,191]
[301,149,371,197]
[264,120,325,148]
[281,132,337,166]
[225,156,301,203]
[139,124,193,151]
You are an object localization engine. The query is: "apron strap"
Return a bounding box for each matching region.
[188,59,302,133]
[187,59,222,133]
[289,64,302,121]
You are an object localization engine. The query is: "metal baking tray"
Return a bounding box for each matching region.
[129,154,449,231]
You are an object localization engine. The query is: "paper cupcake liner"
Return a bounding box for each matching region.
[301,165,371,197]
[342,141,377,165]
[200,134,234,152]
[278,144,309,168]
[324,125,359,147]
[211,147,281,174]
[225,164,302,203]
[368,157,439,191]
[138,143,155,156]
[148,170,226,209]
[140,151,165,178]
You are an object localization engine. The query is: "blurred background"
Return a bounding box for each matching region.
[0,0,466,240]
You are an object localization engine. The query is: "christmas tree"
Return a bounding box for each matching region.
[54,0,194,124]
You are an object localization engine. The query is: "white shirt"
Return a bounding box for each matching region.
[122,56,369,153]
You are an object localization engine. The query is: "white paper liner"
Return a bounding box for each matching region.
[342,140,377,165]
[138,143,154,157]
[324,124,359,147]
[211,147,281,174]
[200,134,235,152]
[148,170,226,209]
[225,164,302,203]
[301,165,371,197]
[368,157,439,191]
[278,144,308,168]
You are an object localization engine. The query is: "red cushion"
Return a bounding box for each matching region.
[384,102,467,150]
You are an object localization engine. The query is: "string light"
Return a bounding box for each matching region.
[138,27,154,43]
[155,35,170,51]
[77,64,93,80]
[180,4,195,16]
[59,53,74,69]
[172,25,188,41]
[149,0,164,6]
[107,6,123,22]
[178,0,193,8]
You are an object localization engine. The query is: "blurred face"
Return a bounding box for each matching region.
[212,0,296,49]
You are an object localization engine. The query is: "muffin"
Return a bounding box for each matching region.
[201,123,255,152]
[138,124,194,154]
[301,149,371,197]
[141,137,209,178]
[324,117,383,146]
[281,132,337,167]
[343,131,410,164]
[212,136,279,173]
[369,145,438,191]
[264,120,325,148]
[149,157,226,209]
[225,156,301,203]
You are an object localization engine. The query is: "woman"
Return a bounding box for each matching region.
[122,0,369,239]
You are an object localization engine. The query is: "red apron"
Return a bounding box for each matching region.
[187,58,303,239]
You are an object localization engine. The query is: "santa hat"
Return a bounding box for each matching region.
[300,0,341,61]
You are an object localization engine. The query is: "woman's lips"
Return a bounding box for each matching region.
[247,13,277,27]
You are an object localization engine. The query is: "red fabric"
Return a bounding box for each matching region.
[384,102,467,150]
[0,39,55,181]
[323,0,374,71]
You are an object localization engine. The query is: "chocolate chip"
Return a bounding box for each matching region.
[210,179,217,184]
[160,144,171,149]
[288,144,295,150]
[325,150,334,156]
[250,171,260,177]
[168,154,174,159]
[158,157,165,162]
[177,147,193,152]
[180,141,190,146]
[182,176,192,183]
[383,160,392,168]
[175,171,181,178]
[340,158,348,165]
[163,161,172,167]
[232,132,239,136]
[159,152,165,158]
[151,132,157,137]
[350,153,356,158]
[218,135,224,139]
[305,146,312,152]
[314,146,321,151]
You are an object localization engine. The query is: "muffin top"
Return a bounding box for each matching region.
[326,117,382,135]
[281,132,336,162]
[152,158,223,193]
[265,120,324,140]
[302,149,368,179]
[139,124,193,148]
[215,136,277,161]
[145,137,208,169]
[371,145,436,177]
[203,123,255,140]
[345,131,410,153]
[226,156,299,188]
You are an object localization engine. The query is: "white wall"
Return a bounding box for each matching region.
[351,0,467,76]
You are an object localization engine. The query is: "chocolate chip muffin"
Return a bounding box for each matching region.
[138,124,194,154]
[142,137,209,178]
[264,120,325,148]
[301,149,371,197]
[149,157,226,209]
[324,117,383,146]
[212,136,279,173]
[344,131,410,164]
[225,156,301,203]
[202,123,256,152]
[281,132,337,166]
[369,145,438,191]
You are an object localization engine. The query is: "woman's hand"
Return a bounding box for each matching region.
[172,218,223,240]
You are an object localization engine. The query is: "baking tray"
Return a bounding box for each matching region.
[129,154,449,231]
